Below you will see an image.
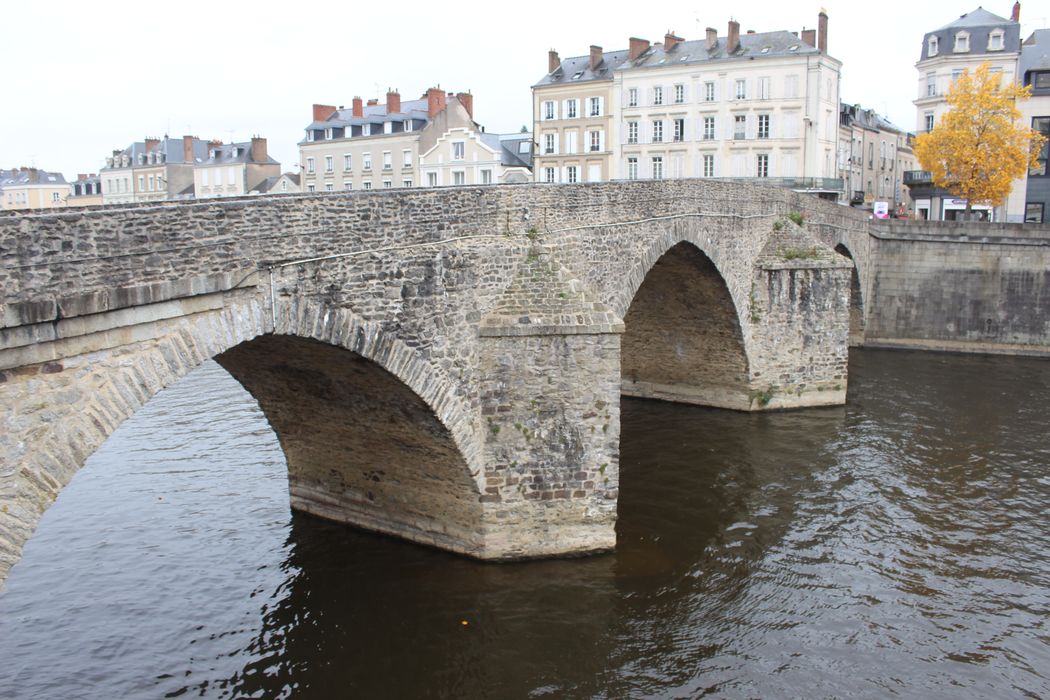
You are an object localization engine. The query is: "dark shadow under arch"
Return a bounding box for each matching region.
[621,241,751,409]
[834,244,865,346]
[216,335,484,556]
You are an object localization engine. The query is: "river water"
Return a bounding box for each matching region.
[1,350,1049,699]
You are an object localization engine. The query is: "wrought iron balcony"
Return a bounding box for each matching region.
[903,170,934,185]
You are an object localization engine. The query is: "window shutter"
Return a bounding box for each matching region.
[681,83,690,102]
[553,133,560,155]
[597,96,604,116]
[599,130,606,152]
[746,114,756,140]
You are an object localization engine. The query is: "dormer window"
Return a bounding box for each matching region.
[324,128,333,139]
[306,130,315,142]
[928,36,939,56]
[211,149,220,159]
[362,123,372,136]
[988,30,1004,51]
[954,31,969,53]
[404,120,413,132]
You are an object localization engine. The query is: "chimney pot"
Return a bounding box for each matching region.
[590,45,603,70]
[352,97,363,118]
[386,89,401,115]
[705,27,717,50]
[628,36,651,61]
[727,20,741,54]
[548,49,560,74]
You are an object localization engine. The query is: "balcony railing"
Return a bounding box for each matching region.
[720,177,844,192]
[903,170,933,185]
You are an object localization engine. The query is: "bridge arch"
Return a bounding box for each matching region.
[0,296,484,585]
[833,243,866,345]
[619,232,752,409]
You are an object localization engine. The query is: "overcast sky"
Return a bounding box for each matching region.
[3,1,1047,178]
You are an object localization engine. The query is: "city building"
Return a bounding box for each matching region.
[909,4,1023,220]
[534,13,842,197]
[532,44,629,183]
[193,137,280,199]
[0,167,69,210]
[299,88,483,192]
[1009,28,1050,223]
[68,173,103,207]
[251,172,301,196]
[838,104,915,214]
[101,136,211,205]
[419,117,533,186]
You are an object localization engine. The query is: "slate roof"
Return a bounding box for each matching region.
[198,141,279,166]
[920,7,1020,61]
[0,168,67,187]
[841,104,909,135]
[306,98,431,130]
[476,132,534,169]
[104,137,210,168]
[534,49,631,87]
[253,173,300,193]
[1021,29,1050,75]
[625,31,822,72]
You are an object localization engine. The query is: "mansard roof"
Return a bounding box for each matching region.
[921,7,1021,61]
[534,49,631,88]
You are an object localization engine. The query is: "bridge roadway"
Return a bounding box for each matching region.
[1,179,871,586]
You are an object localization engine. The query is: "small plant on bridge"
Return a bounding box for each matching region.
[772,219,784,232]
[787,211,805,227]
[526,226,539,242]
[779,247,820,261]
[749,386,777,408]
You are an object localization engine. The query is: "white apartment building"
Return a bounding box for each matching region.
[534,13,841,196]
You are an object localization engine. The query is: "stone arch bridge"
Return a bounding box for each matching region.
[0,180,870,585]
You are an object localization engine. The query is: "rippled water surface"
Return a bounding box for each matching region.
[2,350,1049,698]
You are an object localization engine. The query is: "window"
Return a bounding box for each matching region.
[363,182,372,190]
[927,73,937,97]
[651,86,664,105]
[735,79,746,100]
[543,101,555,120]
[703,154,714,177]
[403,150,412,168]
[757,154,769,177]
[324,128,332,140]
[138,175,144,191]
[403,179,412,187]
[589,130,602,152]
[951,69,963,83]
[51,191,60,202]
[757,114,770,139]
[1026,202,1045,223]
[652,120,663,143]
[325,183,334,191]
[704,82,715,102]
[344,182,353,191]
[627,157,638,180]
[924,112,935,132]
[989,30,1004,51]
[566,131,578,154]
[306,157,315,174]
[1030,117,1049,176]
[673,118,685,142]
[383,151,392,169]
[362,124,371,136]
[734,115,746,139]
[325,155,333,172]
[928,35,939,56]
[148,175,154,191]
[452,172,465,185]
[1034,72,1050,90]
[566,99,578,118]
[363,153,372,170]
[785,75,799,98]
[758,77,771,100]
[544,133,556,154]
[589,96,602,116]
[404,120,413,132]
[703,117,715,140]
[383,180,392,188]
[428,172,438,186]
[543,167,556,183]
[344,154,352,171]
[307,183,316,192]
[481,170,492,184]
[566,165,578,183]
[651,156,663,180]
[628,88,638,107]
[674,84,685,104]
[954,31,969,53]
[306,130,315,142]
[450,142,464,161]
[627,121,639,144]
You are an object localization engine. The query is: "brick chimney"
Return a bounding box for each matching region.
[456,91,473,118]
[548,49,560,74]
[1011,1,1020,22]
[727,20,740,54]
[366,98,379,106]
[145,137,159,152]
[182,135,195,162]
[251,137,268,162]
[801,27,816,48]
[386,89,401,114]
[312,103,337,122]
[426,87,447,118]
[817,10,828,53]
[629,37,651,60]
[705,27,717,50]
[352,96,363,118]
[590,45,603,69]
[664,32,683,51]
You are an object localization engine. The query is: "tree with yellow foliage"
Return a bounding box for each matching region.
[914,62,1047,219]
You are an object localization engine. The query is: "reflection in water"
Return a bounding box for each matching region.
[1,351,1049,698]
